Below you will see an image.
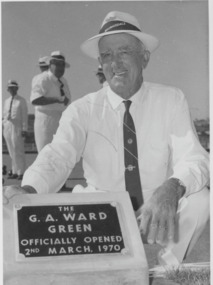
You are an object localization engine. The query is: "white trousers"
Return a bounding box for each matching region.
[158,186,210,265]
[34,110,62,152]
[3,121,26,175]
[73,185,210,265]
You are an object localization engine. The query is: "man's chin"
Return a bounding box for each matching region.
[109,82,127,94]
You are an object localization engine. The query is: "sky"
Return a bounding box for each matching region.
[1,0,210,120]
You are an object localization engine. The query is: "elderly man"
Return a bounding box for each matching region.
[31,51,71,152]
[4,11,209,266]
[3,80,28,180]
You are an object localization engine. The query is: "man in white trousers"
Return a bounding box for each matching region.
[3,80,28,180]
[4,11,209,266]
[30,51,71,152]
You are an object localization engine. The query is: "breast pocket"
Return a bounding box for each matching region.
[142,138,169,173]
[83,129,118,174]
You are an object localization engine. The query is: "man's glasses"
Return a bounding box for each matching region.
[100,48,139,63]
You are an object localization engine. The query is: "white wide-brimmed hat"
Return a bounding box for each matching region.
[37,56,50,67]
[50,51,70,68]
[7,80,19,88]
[81,11,160,59]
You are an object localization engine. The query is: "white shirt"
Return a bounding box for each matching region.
[22,82,209,200]
[3,94,28,131]
[103,81,109,87]
[30,70,71,112]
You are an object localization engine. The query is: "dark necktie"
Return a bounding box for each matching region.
[58,79,65,96]
[123,100,143,211]
[8,96,14,119]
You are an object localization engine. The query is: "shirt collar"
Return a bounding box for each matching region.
[107,83,144,110]
[103,81,109,87]
[48,70,60,82]
[10,94,18,99]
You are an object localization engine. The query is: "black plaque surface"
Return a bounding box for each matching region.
[16,203,125,258]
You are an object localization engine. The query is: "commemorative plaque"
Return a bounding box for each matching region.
[16,203,125,258]
[4,192,149,285]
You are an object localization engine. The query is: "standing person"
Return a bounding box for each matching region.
[30,51,71,152]
[31,56,49,153]
[5,11,209,266]
[96,65,108,87]
[3,80,28,180]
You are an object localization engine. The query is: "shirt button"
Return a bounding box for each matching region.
[127,138,133,144]
[127,165,134,171]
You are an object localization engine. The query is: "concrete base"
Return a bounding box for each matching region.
[5,269,147,285]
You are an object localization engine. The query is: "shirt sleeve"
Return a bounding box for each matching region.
[30,74,47,102]
[168,89,209,196]
[21,100,88,193]
[3,99,8,122]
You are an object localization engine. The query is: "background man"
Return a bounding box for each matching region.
[37,56,50,73]
[96,65,108,87]
[32,56,50,84]
[31,56,49,98]
[3,80,28,180]
[30,51,71,152]
[4,11,209,266]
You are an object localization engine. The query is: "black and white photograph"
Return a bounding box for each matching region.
[2,1,211,284]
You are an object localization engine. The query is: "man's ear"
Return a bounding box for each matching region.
[142,50,150,69]
[98,57,102,66]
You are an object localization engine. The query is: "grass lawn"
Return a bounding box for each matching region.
[166,267,210,285]
[150,262,210,285]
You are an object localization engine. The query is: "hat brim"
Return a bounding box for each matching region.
[50,58,70,68]
[81,30,160,59]
[8,85,19,88]
[65,62,70,68]
[36,63,49,67]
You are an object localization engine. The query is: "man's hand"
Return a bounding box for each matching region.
[137,178,185,246]
[3,185,37,205]
[57,96,69,106]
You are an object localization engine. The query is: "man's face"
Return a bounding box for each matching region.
[50,60,65,78]
[7,87,18,96]
[40,66,49,73]
[98,33,144,99]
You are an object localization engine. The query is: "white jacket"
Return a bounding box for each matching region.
[3,94,28,131]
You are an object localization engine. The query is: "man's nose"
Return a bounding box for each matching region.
[111,51,123,62]
[111,52,123,69]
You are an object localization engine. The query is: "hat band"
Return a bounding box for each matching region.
[99,20,141,34]
[51,55,65,61]
[39,61,48,65]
